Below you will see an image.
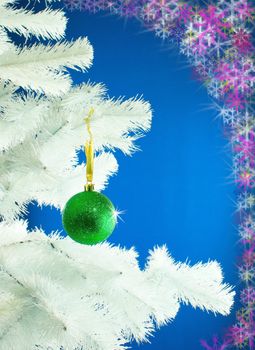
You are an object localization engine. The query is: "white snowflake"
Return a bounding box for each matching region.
[239,264,255,283]
[208,79,222,99]
[235,111,255,137]
[180,40,193,58]
[238,214,255,241]
[219,106,239,125]
[154,19,172,40]
[208,38,230,58]
[236,192,255,211]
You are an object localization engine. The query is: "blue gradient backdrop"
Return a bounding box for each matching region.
[26,10,240,350]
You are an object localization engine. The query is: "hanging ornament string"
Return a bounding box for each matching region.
[84,107,95,192]
[62,107,117,245]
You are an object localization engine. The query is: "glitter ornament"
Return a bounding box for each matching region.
[62,108,117,244]
[62,190,116,244]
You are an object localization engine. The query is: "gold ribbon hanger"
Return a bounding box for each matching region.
[84,107,95,191]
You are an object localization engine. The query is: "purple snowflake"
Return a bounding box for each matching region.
[232,28,253,54]
[239,214,255,243]
[227,322,249,348]
[241,287,255,306]
[242,245,255,266]
[227,91,247,110]
[228,310,255,349]
[178,3,193,24]
[201,336,230,350]
[234,131,255,165]
[117,1,140,17]
[235,1,255,21]
[235,168,255,189]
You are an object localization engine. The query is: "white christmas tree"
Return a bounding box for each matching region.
[0,2,235,350]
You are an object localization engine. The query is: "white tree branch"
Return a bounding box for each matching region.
[0,7,67,40]
[0,38,93,94]
[0,221,235,349]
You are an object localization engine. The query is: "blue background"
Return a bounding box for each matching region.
[25,9,240,350]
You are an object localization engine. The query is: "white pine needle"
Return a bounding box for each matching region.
[0,221,235,350]
[0,7,67,40]
[0,38,93,94]
[0,152,118,220]
[0,84,152,221]
[0,28,13,54]
[36,152,119,209]
[146,246,235,316]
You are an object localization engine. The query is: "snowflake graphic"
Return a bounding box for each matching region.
[234,131,255,165]
[153,18,173,40]
[192,60,211,82]
[219,106,239,125]
[241,287,255,306]
[209,38,230,59]
[239,214,255,243]
[237,192,255,211]
[185,21,198,39]
[236,116,255,139]
[170,22,185,43]
[178,3,193,24]
[227,91,247,110]
[231,310,255,349]
[66,0,108,12]
[141,0,179,22]
[238,263,255,283]
[201,336,230,350]
[242,245,255,266]
[101,1,118,12]
[234,1,255,21]
[236,168,255,189]
[117,1,140,17]
[64,0,85,11]
[208,79,222,99]
[232,28,253,54]
[228,322,249,348]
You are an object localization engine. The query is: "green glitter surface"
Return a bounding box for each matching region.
[62,191,116,245]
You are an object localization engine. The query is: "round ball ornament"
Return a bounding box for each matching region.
[62,190,116,245]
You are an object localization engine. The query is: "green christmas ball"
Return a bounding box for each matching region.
[62,190,116,245]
